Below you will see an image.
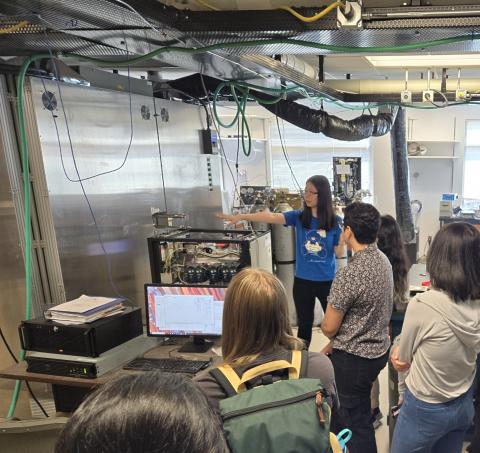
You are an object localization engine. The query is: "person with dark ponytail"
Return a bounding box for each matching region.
[218,175,345,348]
[370,214,410,427]
[377,215,409,307]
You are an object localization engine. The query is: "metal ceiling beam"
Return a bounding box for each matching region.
[2,0,480,104]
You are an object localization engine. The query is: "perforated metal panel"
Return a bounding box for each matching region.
[2,0,480,90]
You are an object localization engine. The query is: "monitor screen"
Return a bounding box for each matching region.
[145,285,225,337]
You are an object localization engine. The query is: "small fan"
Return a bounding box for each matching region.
[408,142,427,156]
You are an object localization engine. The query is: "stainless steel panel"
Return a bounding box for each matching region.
[28,78,223,307]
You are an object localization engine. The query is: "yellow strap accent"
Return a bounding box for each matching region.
[216,364,246,393]
[216,350,303,393]
[329,433,343,453]
[288,349,302,379]
[239,360,297,385]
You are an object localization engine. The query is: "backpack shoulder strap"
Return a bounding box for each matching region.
[209,366,239,397]
[296,349,309,378]
[211,349,307,395]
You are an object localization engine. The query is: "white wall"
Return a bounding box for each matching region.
[405,105,480,254]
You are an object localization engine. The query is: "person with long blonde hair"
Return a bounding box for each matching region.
[194,267,338,411]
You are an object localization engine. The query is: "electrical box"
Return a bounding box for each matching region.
[147,229,272,286]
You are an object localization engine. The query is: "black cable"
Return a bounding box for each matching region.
[275,114,302,193]
[152,97,168,212]
[25,383,49,418]
[40,28,131,302]
[142,16,169,214]
[37,24,135,183]
[0,326,49,418]
[0,326,17,363]
[36,42,134,182]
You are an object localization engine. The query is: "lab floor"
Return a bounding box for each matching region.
[308,327,470,453]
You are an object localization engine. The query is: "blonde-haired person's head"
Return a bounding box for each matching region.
[221,268,303,364]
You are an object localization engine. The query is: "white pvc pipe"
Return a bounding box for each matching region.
[325,78,480,94]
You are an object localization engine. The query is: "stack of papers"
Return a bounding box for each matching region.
[45,295,125,325]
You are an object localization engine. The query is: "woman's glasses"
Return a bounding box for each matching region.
[302,189,319,196]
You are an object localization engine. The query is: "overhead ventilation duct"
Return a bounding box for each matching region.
[390,107,415,243]
[164,74,398,141]
[260,98,398,141]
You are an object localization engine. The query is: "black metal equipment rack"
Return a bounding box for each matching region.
[147,228,268,286]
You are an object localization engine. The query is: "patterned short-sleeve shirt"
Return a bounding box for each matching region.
[328,243,393,359]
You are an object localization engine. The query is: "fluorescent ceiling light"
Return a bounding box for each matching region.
[366,54,480,68]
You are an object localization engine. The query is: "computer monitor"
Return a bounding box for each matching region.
[145,284,226,353]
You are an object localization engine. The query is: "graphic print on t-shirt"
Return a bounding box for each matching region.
[303,229,328,261]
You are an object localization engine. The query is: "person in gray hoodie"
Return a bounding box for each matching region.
[390,222,480,453]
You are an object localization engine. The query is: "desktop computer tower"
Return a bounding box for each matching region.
[19,307,143,357]
[147,229,272,285]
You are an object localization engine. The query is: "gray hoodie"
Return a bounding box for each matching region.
[399,288,480,403]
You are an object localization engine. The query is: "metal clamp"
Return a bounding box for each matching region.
[337,1,363,29]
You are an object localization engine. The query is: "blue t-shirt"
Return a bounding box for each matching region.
[283,209,342,282]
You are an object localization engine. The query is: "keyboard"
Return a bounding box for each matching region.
[123,357,211,374]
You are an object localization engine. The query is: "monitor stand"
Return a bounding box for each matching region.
[177,337,214,353]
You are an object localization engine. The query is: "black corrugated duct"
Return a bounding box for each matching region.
[263,99,398,141]
[163,74,398,141]
[390,107,415,243]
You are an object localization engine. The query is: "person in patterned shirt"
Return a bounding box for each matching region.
[321,202,393,453]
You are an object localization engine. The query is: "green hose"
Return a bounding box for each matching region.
[61,34,480,67]
[7,54,49,418]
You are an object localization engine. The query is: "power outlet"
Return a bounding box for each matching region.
[401,90,412,103]
[422,90,434,103]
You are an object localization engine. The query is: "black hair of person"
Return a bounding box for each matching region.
[427,222,480,303]
[377,215,410,302]
[55,372,229,453]
[300,175,336,230]
[343,202,380,244]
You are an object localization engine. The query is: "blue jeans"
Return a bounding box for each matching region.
[391,386,474,453]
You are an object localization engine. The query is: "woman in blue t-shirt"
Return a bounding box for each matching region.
[217,175,345,348]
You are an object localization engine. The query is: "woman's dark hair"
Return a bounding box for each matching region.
[343,202,380,244]
[377,215,410,302]
[55,372,228,453]
[427,222,480,302]
[300,175,336,230]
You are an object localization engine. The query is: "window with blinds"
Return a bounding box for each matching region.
[269,119,372,198]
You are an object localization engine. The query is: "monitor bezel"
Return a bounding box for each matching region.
[144,283,227,338]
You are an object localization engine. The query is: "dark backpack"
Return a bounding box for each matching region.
[210,350,343,453]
